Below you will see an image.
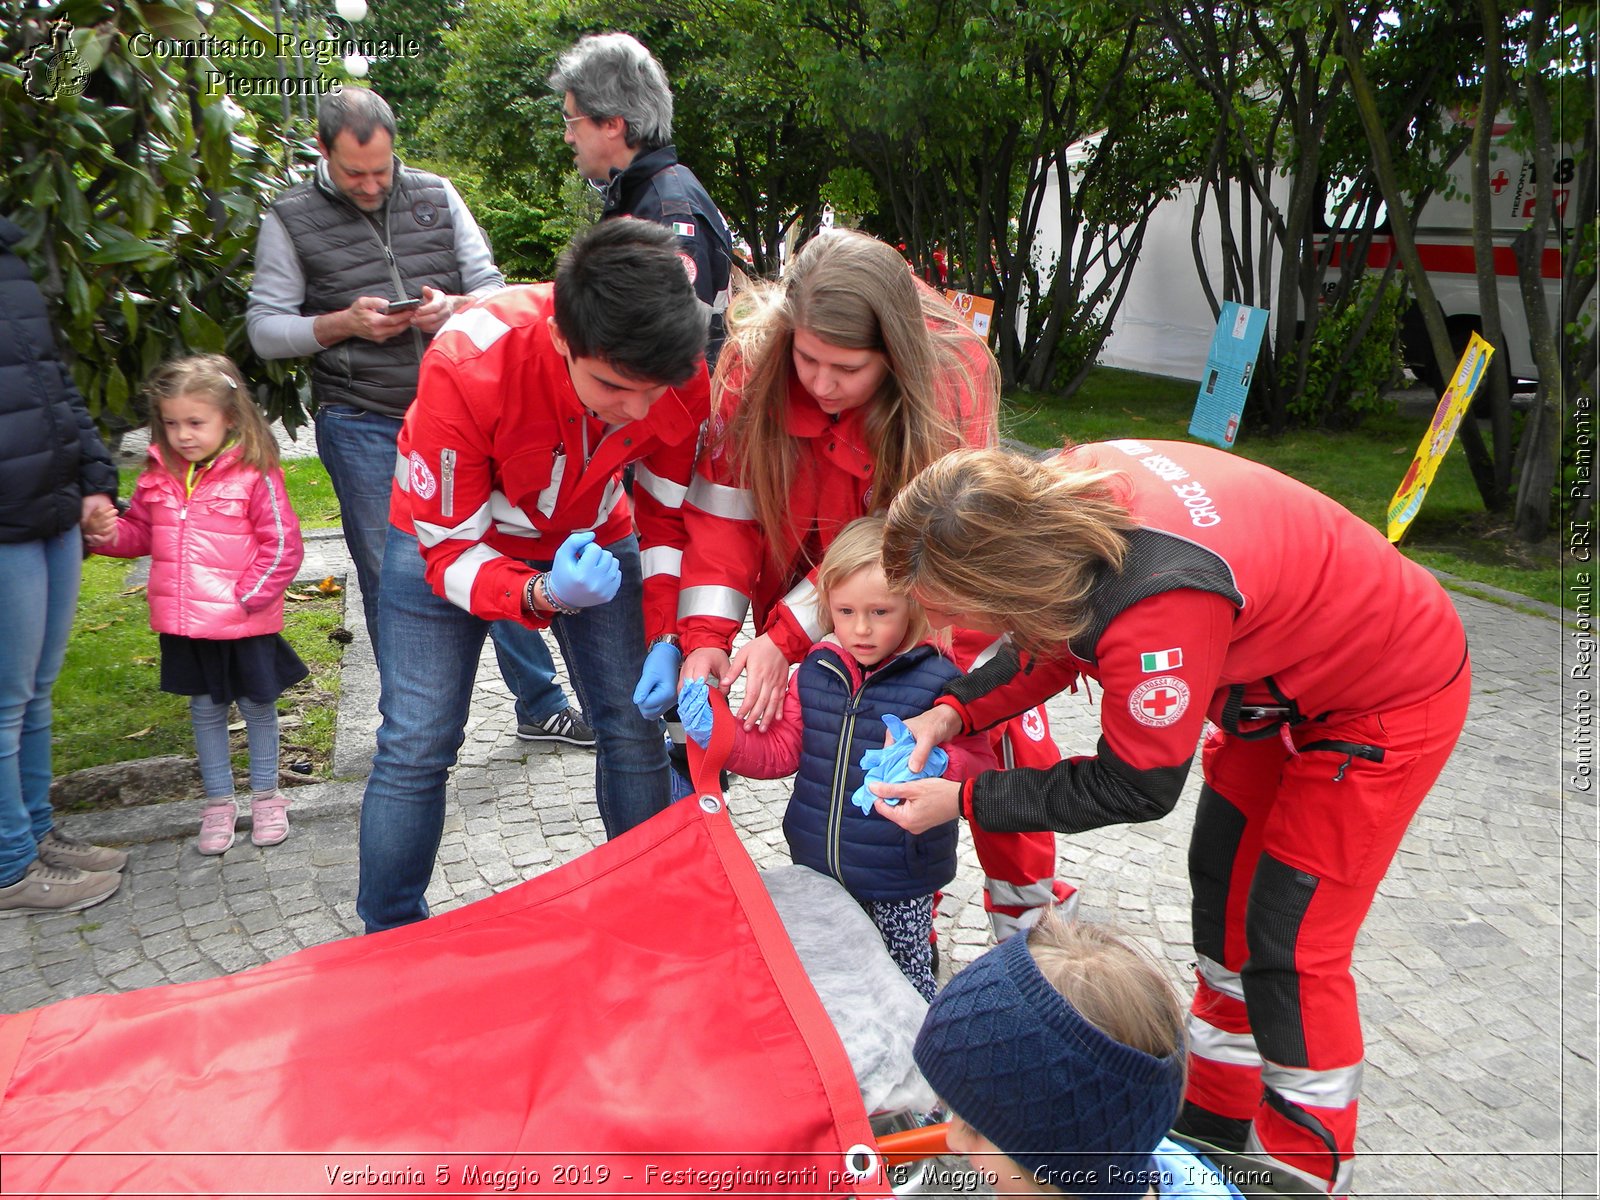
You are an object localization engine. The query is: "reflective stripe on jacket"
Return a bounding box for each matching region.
[391,284,710,639]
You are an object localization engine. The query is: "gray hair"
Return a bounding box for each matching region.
[318,88,397,148]
[548,32,673,150]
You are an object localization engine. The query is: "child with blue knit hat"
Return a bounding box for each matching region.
[913,915,1243,1198]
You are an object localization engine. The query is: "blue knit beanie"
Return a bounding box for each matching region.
[913,933,1184,1197]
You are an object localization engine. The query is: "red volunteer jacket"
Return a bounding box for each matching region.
[939,439,1469,834]
[677,331,993,661]
[390,284,710,639]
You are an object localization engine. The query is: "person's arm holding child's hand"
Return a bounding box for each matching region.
[88,486,152,559]
[679,673,803,779]
[727,632,792,730]
[81,495,117,547]
[681,646,734,692]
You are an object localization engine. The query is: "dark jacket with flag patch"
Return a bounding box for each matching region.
[600,145,733,364]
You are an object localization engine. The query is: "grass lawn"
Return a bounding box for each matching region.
[52,458,349,793]
[1003,367,1565,608]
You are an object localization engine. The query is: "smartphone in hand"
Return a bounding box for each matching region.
[385,297,424,313]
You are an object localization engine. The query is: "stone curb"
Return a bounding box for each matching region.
[55,778,367,849]
[1426,566,1566,621]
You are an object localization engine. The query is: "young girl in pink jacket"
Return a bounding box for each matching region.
[88,356,306,855]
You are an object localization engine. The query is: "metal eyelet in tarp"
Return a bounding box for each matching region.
[0,789,887,1196]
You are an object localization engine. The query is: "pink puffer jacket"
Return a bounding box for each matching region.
[97,445,304,640]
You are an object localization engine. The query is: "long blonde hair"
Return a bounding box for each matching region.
[815,516,930,646]
[713,230,999,565]
[880,446,1135,653]
[144,355,279,477]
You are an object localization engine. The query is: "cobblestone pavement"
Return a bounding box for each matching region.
[2,518,1593,1198]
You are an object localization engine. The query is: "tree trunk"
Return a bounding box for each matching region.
[1335,2,1505,509]
[1470,0,1514,489]
[1510,0,1563,543]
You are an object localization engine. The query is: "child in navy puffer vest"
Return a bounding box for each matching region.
[722,517,995,999]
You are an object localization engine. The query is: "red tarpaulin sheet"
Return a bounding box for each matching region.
[0,797,890,1198]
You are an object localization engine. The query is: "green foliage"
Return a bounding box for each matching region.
[363,0,460,142]
[819,167,879,227]
[437,162,600,284]
[1,0,313,435]
[1284,275,1405,428]
[1047,305,1109,394]
[418,0,598,280]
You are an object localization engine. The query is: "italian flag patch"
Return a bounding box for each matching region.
[672,220,696,238]
[1140,648,1182,672]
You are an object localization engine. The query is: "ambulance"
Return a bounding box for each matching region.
[1043,123,1581,389]
[1317,122,1576,389]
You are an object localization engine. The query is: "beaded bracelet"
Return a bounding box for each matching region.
[533,571,581,616]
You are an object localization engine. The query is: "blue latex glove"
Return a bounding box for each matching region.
[850,714,949,814]
[677,677,715,748]
[633,642,683,720]
[547,531,620,608]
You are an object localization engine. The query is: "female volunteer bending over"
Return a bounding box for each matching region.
[671,230,1066,937]
[872,442,1470,1197]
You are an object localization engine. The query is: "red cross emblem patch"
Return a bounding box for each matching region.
[408,451,437,501]
[1129,675,1190,728]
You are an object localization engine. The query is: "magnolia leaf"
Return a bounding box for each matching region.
[86,238,173,266]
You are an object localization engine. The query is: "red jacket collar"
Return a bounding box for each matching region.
[782,372,874,480]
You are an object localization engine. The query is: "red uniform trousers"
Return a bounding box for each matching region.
[971,709,1075,938]
[1180,657,1471,1195]
[945,630,1069,939]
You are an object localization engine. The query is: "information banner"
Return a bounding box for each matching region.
[943,289,996,342]
[1386,332,1496,543]
[1188,302,1270,449]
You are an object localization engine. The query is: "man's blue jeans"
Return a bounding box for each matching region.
[0,529,80,886]
[356,526,670,932]
[313,403,568,725]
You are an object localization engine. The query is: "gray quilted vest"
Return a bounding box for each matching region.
[269,159,460,418]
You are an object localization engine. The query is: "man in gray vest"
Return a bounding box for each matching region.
[247,89,593,748]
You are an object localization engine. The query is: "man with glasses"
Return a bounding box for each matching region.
[549,32,735,365]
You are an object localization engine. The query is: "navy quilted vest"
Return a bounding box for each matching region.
[785,642,962,901]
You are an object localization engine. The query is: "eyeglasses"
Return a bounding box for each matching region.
[559,109,589,129]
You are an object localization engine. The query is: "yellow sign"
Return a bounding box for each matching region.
[1386,332,1496,543]
[943,290,996,342]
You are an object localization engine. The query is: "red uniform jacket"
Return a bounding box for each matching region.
[390,284,710,640]
[677,331,993,661]
[939,439,1469,834]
